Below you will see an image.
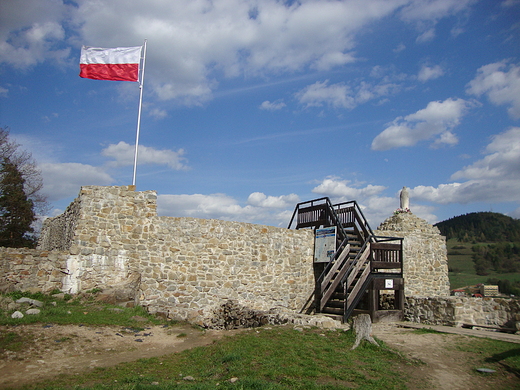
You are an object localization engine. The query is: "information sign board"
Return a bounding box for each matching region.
[314,227,336,263]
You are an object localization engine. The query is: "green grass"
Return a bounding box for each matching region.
[20,326,414,390]
[455,336,520,375]
[411,327,443,335]
[447,239,520,289]
[0,290,166,328]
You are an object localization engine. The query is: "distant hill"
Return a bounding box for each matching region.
[435,212,520,242]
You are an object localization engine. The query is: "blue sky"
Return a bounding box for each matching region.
[1,0,520,228]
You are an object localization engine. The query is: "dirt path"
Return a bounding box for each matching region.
[371,322,520,390]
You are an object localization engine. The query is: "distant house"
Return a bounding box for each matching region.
[479,285,499,297]
[451,289,466,297]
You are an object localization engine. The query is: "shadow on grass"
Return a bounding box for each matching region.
[485,348,520,379]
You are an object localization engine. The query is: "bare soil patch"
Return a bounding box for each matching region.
[0,323,236,388]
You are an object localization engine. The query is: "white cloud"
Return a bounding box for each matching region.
[393,43,406,53]
[0,86,8,97]
[466,60,520,119]
[247,192,299,208]
[410,127,520,204]
[102,141,188,170]
[259,100,286,111]
[157,192,294,226]
[296,79,401,110]
[2,0,479,106]
[416,28,436,43]
[418,64,444,82]
[451,127,520,181]
[307,176,438,224]
[0,0,70,68]
[149,107,168,120]
[40,162,113,201]
[400,0,476,22]
[400,0,476,43]
[296,80,354,109]
[312,177,386,199]
[312,51,356,71]
[371,98,473,150]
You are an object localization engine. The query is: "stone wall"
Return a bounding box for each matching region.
[37,197,80,251]
[33,185,315,324]
[405,296,520,327]
[376,212,450,298]
[0,247,68,293]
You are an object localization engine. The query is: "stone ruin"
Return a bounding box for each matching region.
[1,185,518,329]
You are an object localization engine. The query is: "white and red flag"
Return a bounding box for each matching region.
[79,46,142,82]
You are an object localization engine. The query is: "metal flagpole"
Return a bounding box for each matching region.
[132,39,147,186]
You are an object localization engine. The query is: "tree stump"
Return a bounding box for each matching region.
[351,314,378,350]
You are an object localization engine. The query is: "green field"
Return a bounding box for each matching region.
[446,239,520,290]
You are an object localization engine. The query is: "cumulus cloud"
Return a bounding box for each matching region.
[466,61,520,119]
[312,177,386,199]
[259,100,286,111]
[247,192,299,208]
[418,64,444,82]
[157,192,295,226]
[0,0,70,68]
[307,176,438,224]
[371,98,473,150]
[102,141,188,170]
[1,0,478,106]
[410,127,520,204]
[40,162,113,201]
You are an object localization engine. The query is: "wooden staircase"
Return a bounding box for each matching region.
[288,198,403,322]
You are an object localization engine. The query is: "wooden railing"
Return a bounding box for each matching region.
[288,197,348,242]
[289,197,403,321]
[333,200,374,240]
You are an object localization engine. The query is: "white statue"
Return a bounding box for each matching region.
[399,186,410,210]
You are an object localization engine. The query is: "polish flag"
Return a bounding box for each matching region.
[79,46,142,82]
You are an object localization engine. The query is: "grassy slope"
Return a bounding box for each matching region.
[447,239,520,290]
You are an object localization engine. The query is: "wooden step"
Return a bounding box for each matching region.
[322,306,344,315]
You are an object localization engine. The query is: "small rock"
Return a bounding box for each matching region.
[135,338,143,342]
[11,311,23,319]
[183,376,195,381]
[26,308,41,315]
[151,382,159,385]
[230,377,239,383]
[16,297,44,307]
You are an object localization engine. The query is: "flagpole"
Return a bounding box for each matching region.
[132,39,147,186]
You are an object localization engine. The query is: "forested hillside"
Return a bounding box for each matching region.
[435,212,520,242]
[437,212,520,294]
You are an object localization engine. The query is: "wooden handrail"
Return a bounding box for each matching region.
[288,198,404,320]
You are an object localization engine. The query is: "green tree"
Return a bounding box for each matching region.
[0,127,48,247]
[0,127,47,215]
[0,159,36,247]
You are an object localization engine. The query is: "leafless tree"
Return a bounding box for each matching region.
[0,126,49,216]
